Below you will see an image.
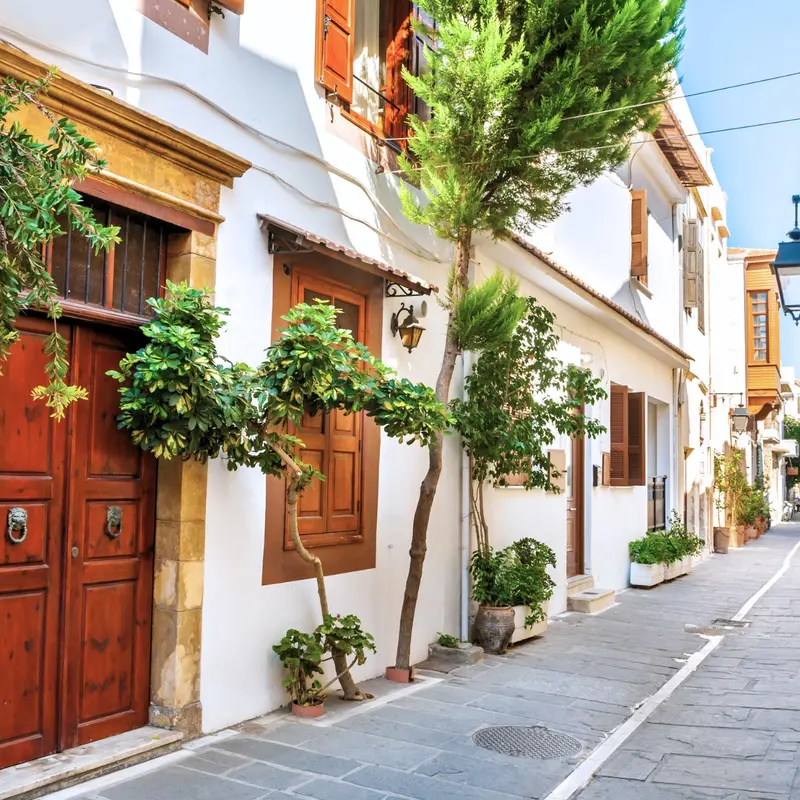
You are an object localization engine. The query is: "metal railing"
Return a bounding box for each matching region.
[647,476,667,531]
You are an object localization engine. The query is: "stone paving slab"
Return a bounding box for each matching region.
[61,526,800,800]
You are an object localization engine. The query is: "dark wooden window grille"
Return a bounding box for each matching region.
[647,475,667,531]
[46,196,171,319]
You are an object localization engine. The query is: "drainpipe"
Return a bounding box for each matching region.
[460,350,473,642]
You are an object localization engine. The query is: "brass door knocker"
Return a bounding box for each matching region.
[106,506,123,539]
[6,507,27,544]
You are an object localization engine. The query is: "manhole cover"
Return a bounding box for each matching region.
[712,618,750,628]
[472,725,582,759]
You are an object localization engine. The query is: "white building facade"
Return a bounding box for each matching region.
[0,1,740,772]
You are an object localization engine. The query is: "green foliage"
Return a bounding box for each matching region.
[470,537,556,627]
[316,614,376,668]
[714,451,749,525]
[400,0,684,241]
[449,269,527,352]
[454,297,606,493]
[272,629,325,707]
[738,485,769,526]
[437,632,460,648]
[629,512,703,565]
[110,284,450,484]
[0,71,119,418]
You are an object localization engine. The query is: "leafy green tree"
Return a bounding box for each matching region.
[451,297,606,562]
[0,71,119,418]
[110,282,448,700]
[393,0,684,672]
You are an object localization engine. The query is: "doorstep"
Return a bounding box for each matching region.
[0,727,183,800]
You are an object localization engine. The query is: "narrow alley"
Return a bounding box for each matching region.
[38,525,800,800]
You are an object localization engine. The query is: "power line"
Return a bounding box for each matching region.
[387,112,800,175]
[385,66,800,143]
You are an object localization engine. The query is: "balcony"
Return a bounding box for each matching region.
[762,427,781,444]
[774,439,799,458]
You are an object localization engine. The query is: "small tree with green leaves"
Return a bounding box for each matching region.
[0,71,119,418]
[392,0,684,671]
[452,296,606,563]
[110,282,448,700]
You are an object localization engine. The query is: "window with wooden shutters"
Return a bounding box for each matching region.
[610,383,629,486]
[697,247,706,333]
[627,392,646,486]
[630,190,649,282]
[317,0,429,144]
[610,384,647,487]
[684,219,700,309]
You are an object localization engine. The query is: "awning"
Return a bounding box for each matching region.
[654,105,712,188]
[258,214,437,295]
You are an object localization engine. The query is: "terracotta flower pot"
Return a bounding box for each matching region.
[385,666,415,683]
[713,527,730,554]
[730,526,746,548]
[746,525,758,541]
[292,701,324,719]
[472,606,516,654]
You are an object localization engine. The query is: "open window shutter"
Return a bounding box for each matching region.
[410,4,436,123]
[610,384,629,486]
[384,2,413,142]
[627,392,646,486]
[684,220,699,309]
[316,0,355,105]
[697,244,705,332]
[215,0,245,12]
[630,190,648,279]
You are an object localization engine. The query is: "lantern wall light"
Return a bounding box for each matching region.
[390,303,425,353]
[773,195,800,324]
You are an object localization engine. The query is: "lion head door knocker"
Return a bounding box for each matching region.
[6,507,27,545]
[106,506,123,540]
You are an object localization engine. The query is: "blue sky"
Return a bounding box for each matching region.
[680,0,800,370]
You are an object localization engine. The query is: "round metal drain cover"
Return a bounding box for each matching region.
[472,725,582,760]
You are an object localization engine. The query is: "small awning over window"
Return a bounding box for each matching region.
[258,214,437,295]
[654,105,712,188]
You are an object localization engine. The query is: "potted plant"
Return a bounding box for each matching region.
[273,629,326,718]
[470,538,556,653]
[629,534,668,587]
[714,451,749,551]
[451,297,606,654]
[665,511,703,572]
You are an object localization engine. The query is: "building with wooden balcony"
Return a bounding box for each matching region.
[730,248,782,419]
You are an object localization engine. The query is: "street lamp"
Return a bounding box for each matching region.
[773,195,800,324]
[731,406,750,434]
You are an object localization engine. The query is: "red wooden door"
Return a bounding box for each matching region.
[566,431,585,579]
[0,318,69,769]
[60,326,156,748]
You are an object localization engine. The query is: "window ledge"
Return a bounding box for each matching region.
[630,277,653,299]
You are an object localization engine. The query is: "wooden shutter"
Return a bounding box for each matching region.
[697,244,706,333]
[630,190,648,279]
[316,0,355,105]
[326,409,362,533]
[610,384,629,486]
[215,0,244,12]
[410,3,436,123]
[684,219,699,309]
[384,2,413,143]
[627,392,646,486]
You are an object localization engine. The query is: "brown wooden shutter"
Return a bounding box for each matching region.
[326,410,362,533]
[684,220,699,309]
[630,190,648,279]
[610,384,629,486]
[697,244,705,333]
[410,3,436,123]
[627,392,646,486]
[384,2,413,143]
[316,0,355,105]
[215,0,244,12]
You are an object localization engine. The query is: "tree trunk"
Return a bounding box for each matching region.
[273,444,368,701]
[394,228,473,671]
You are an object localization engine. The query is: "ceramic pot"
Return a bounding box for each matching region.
[714,527,730,554]
[746,525,758,541]
[292,701,324,719]
[473,606,516,654]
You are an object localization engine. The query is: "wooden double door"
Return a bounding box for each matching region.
[0,317,156,769]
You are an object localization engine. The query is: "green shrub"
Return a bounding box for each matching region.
[437,633,460,649]
[629,514,703,565]
[470,537,556,627]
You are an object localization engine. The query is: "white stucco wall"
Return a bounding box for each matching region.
[0,1,707,735]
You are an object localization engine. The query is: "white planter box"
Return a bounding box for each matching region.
[664,560,682,581]
[630,562,665,588]
[510,601,549,644]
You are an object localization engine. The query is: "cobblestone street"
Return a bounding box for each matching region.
[51,525,800,800]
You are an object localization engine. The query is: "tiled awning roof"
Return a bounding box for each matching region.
[257,214,437,295]
[653,105,712,188]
